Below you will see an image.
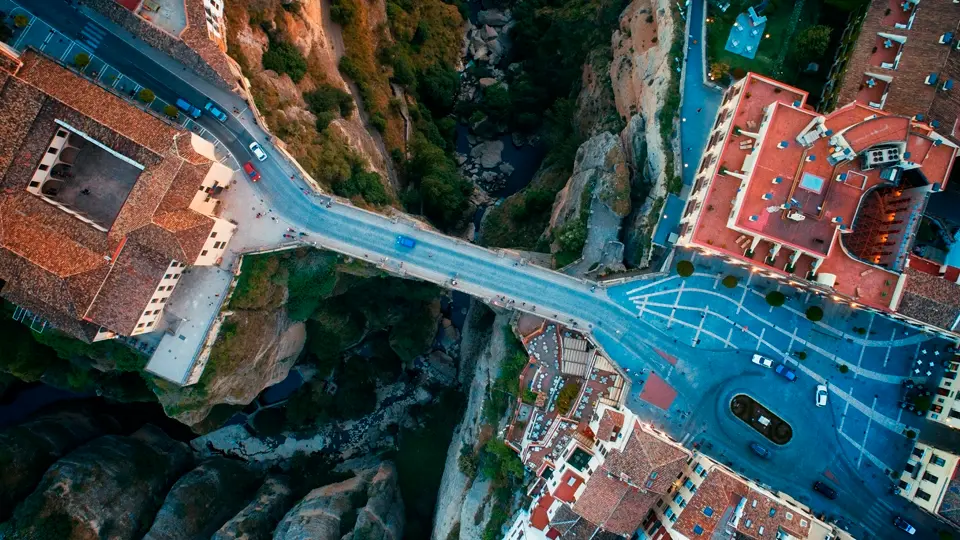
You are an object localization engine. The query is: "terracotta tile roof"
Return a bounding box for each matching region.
[573,473,631,527]
[602,487,659,536]
[597,410,625,442]
[532,493,555,530]
[938,461,960,528]
[603,422,689,493]
[672,469,745,538]
[736,487,810,539]
[0,50,225,339]
[15,51,178,155]
[0,43,21,75]
[898,264,960,330]
[83,238,169,334]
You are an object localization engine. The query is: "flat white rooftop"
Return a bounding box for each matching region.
[145,266,232,384]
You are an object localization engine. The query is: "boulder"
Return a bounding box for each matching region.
[470,139,505,169]
[274,462,405,540]
[212,476,295,540]
[6,425,193,539]
[144,459,261,540]
[482,25,498,41]
[455,153,467,165]
[499,162,515,176]
[0,408,119,521]
[478,77,498,88]
[473,44,490,62]
[477,9,511,26]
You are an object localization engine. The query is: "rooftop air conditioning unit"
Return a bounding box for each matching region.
[787,212,806,222]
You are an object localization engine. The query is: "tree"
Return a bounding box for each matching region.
[13,14,28,28]
[838,364,850,374]
[793,25,832,62]
[137,88,155,103]
[676,260,694,277]
[766,291,786,307]
[709,61,730,81]
[262,38,307,82]
[555,381,581,415]
[805,306,824,321]
[163,105,178,118]
[722,275,738,288]
[73,52,90,69]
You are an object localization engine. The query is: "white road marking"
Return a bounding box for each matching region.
[854,313,875,380]
[883,327,896,368]
[840,386,852,431]
[857,396,878,467]
[725,328,734,349]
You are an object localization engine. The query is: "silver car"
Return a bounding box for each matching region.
[751,354,773,368]
[249,141,268,162]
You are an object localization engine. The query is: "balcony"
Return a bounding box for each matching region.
[856,74,890,109]
[883,0,918,30]
[870,34,904,70]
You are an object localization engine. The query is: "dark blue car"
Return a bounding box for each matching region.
[396,235,416,248]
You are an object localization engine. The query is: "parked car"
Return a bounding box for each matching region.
[204,101,228,122]
[396,235,416,248]
[815,384,828,407]
[774,363,797,381]
[749,442,770,458]
[175,98,201,119]
[751,354,773,368]
[893,516,916,535]
[242,162,260,182]
[249,142,268,162]
[812,481,837,500]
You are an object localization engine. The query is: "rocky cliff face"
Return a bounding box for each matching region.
[550,132,631,230]
[0,409,119,521]
[230,0,393,184]
[4,425,193,539]
[611,0,678,267]
[273,462,405,540]
[143,458,262,540]
[152,307,306,430]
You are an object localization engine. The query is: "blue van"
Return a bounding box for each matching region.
[175,98,201,119]
[396,235,416,248]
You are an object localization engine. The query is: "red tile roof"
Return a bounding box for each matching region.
[554,469,585,503]
[672,469,744,538]
[0,50,220,340]
[603,422,688,493]
[597,410,625,442]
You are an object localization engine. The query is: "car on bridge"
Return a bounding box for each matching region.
[751,354,773,368]
[396,235,416,249]
[242,162,260,182]
[175,98,202,119]
[249,142,268,162]
[204,101,228,122]
[774,363,797,381]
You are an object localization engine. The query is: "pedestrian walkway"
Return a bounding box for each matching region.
[680,0,722,187]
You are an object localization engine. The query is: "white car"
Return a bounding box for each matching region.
[249,141,268,162]
[751,354,773,368]
[815,384,828,407]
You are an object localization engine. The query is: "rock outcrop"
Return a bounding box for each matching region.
[152,308,307,430]
[0,408,119,521]
[213,476,296,540]
[274,462,404,540]
[143,458,262,540]
[5,425,192,540]
[550,132,631,229]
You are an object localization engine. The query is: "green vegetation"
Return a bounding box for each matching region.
[136,88,155,103]
[477,439,526,540]
[73,53,90,69]
[722,275,738,288]
[792,25,832,64]
[838,363,849,374]
[766,291,786,307]
[163,105,178,119]
[676,260,694,277]
[805,305,824,321]
[906,429,916,439]
[13,14,28,28]
[0,303,153,402]
[261,36,307,82]
[304,84,355,119]
[555,381,581,415]
[482,329,528,425]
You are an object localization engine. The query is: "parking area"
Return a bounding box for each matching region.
[607,249,954,494]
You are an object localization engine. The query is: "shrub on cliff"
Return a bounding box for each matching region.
[262,37,307,82]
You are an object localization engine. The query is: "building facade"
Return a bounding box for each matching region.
[896,441,960,530]
[679,71,960,340]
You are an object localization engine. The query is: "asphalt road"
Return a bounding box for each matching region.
[15,2,955,538]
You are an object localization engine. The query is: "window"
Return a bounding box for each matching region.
[670,514,677,523]
[656,499,663,508]
[703,507,714,517]
[693,525,704,536]
[916,489,932,501]
[146,321,153,327]
[904,463,915,473]
[174,274,181,280]
[785,512,793,520]
[151,298,158,304]
[160,297,168,304]
[674,494,684,505]
[164,274,172,279]
[684,479,695,490]
[923,472,939,484]
[29,181,40,188]
[645,480,655,489]
[932,455,947,467]
[201,250,209,256]
[38,164,49,171]
[47,147,57,154]
[664,507,674,519]
[137,323,144,328]
[694,464,704,475]
[567,476,576,486]
[913,447,926,458]
[210,231,217,238]
[650,471,658,479]
[948,408,960,420]
[799,519,808,527]
[56,130,67,137]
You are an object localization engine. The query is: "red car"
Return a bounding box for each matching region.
[243,162,260,182]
